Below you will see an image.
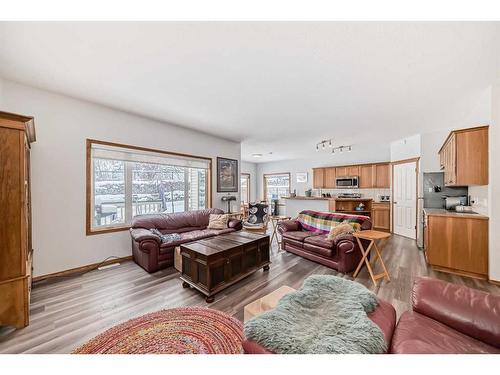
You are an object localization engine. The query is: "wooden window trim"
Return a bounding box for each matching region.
[263,172,291,202]
[241,173,251,204]
[86,139,213,236]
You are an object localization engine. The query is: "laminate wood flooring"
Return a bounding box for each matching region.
[1,234,498,353]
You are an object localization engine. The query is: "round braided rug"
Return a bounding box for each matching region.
[73,307,244,354]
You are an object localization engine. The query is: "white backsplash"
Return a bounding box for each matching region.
[312,188,391,202]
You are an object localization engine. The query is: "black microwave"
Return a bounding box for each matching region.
[335,176,359,188]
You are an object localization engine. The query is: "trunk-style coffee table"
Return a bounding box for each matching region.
[180,232,270,303]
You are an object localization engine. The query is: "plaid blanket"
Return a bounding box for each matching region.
[297,210,370,234]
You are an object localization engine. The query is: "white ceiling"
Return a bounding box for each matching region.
[0,22,498,162]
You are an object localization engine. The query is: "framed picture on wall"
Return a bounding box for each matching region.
[217,157,239,192]
[296,172,308,183]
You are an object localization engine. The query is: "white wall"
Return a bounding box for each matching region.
[489,81,500,282]
[255,142,391,199]
[0,79,241,277]
[241,161,257,202]
[420,128,452,172]
[390,134,421,162]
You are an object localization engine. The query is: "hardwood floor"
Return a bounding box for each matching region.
[0,234,498,354]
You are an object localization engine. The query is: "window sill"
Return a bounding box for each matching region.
[86,225,130,236]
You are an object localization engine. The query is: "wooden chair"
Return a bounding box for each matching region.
[242,202,269,235]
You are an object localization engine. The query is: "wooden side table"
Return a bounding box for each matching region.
[352,230,391,287]
[269,215,291,247]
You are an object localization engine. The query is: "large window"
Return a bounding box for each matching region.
[240,173,250,204]
[263,173,290,202]
[87,140,211,234]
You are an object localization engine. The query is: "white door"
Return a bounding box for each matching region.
[393,161,417,239]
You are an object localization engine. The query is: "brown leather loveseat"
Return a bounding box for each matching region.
[390,277,500,353]
[277,210,372,273]
[130,208,242,273]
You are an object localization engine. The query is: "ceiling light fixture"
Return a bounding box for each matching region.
[251,153,263,158]
[317,139,353,155]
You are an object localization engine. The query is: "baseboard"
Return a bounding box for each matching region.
[33,256,133,283]
[431,265,488,280]
[488,278,500,286]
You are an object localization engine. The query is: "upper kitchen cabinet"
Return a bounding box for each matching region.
[346,165,360,177]
[359,165,374,188]
[324,167,336,188]
[438,126,488,186]
[374,163,390,188]
[312,168,325,188]
[335,166,348,177]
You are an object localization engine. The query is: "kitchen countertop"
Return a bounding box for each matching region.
[423,208,489,220]
[283,196,329,200]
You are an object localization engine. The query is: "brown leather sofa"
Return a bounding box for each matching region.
[130,208,242,273]
[277,212,372,273]
[390,277,500,353]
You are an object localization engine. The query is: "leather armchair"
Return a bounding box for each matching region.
[390,277,500,353]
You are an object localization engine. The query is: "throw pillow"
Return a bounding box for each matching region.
[208,214,229,229]
[327,223,354,241]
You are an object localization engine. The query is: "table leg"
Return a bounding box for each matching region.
[270,220,277,246]
[353,238,374,278]
[353,237,378,287]
[373,241,390,281]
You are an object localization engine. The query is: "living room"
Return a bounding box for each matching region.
[1,2,500,373]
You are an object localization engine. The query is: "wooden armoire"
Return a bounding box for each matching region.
[0,111,36,328]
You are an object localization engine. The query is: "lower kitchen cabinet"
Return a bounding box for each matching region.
[371,202,390,232]
[425,213,488,279]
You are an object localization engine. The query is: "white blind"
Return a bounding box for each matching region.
[91,143,210,169]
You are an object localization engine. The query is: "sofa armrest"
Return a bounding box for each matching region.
[277,220,301,234]
[333,233,356,252]
[412,277,500,348]
[130,228,161,244]
[228,218,243,231]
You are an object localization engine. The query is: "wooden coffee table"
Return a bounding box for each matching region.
[180,232,270,303]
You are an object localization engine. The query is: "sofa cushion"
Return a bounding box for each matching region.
[304,234,335,249]
[281,231,320,242]
[131,208,224,231]
[159,229,218,248]
[207,214,229,229]
[390,311,500,354]
[302,243,333,257]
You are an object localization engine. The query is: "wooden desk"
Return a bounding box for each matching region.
[352,230,391,287]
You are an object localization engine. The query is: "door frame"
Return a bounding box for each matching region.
[240,173,251,204]
[391,157,420,239]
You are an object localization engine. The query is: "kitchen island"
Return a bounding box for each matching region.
[283,196,373,219]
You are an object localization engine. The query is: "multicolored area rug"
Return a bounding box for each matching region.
[74,307,244,354]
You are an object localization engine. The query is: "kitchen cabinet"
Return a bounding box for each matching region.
[312,168,325,189]
[425,211,488,279]
[372,202,390,232]
[314,162,391,189]
[324,167,336,188]
[359,165,374,188]
[438,126,488,186]
[335,166,348,177]
[346,165,359,176]
[374,163,390,188]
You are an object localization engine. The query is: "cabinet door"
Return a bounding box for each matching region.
[336,166,348,177]
[347,166,359,176]
[374,163,390,188]
[359,165,374,188]
[372,204,390,232]
[312,168,325,188]
[324,167,336,188]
